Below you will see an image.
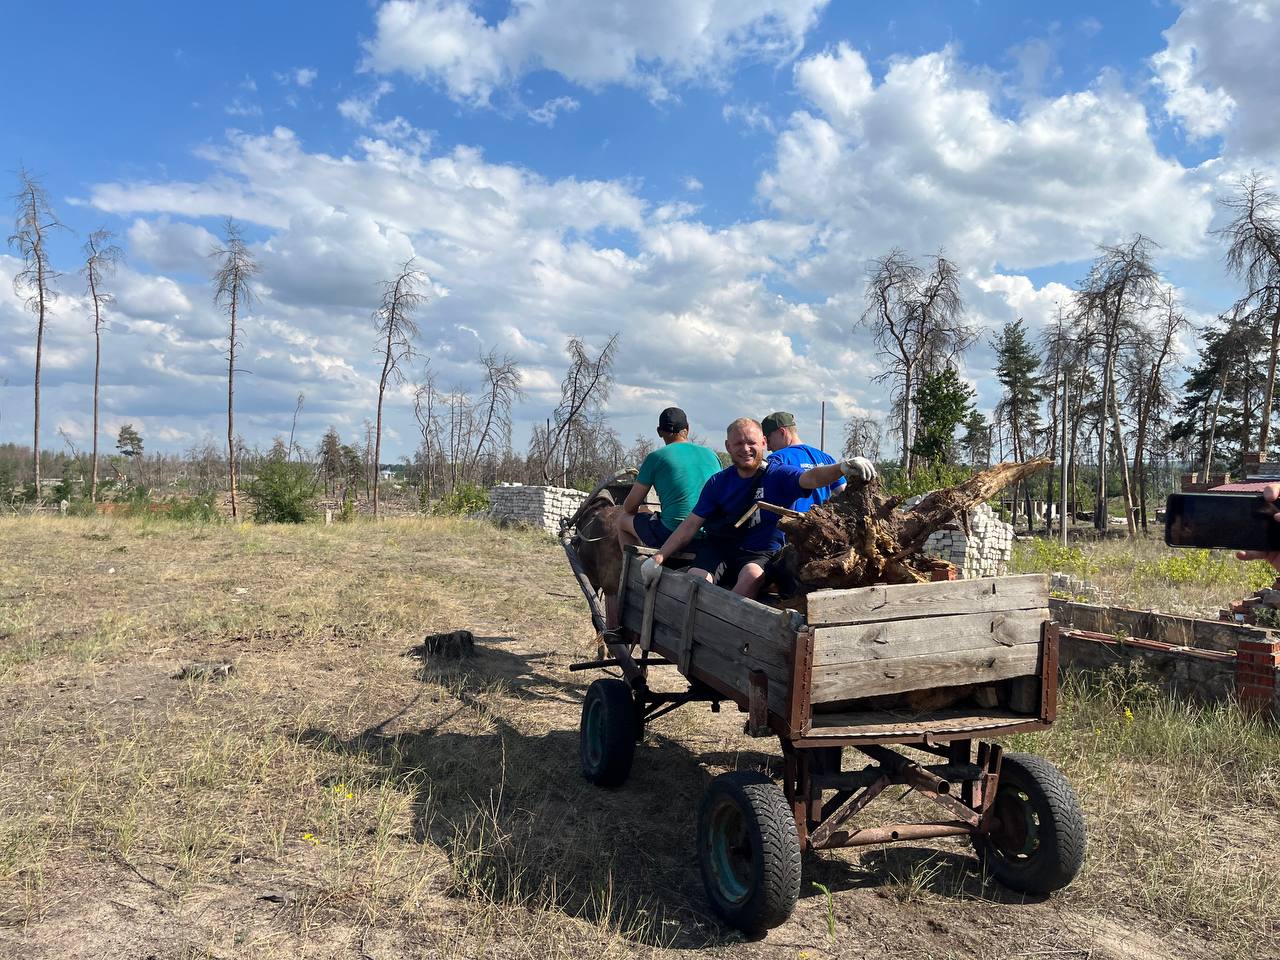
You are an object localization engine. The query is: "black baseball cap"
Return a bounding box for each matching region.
[657,407,689,433]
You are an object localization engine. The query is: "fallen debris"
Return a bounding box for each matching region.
[173,661,234,682]
[774,458,1052,595]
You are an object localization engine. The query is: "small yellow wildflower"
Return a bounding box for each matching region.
[1123,706,1134,724]
[302,832,319,845]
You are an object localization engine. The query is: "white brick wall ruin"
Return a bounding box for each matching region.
[489,483,589,535]
[902,497,1015,579]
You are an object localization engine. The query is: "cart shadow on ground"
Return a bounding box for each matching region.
[300,637,1040,950]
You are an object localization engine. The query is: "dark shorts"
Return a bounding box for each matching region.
[691,539,779,590]
[632,511,672,548]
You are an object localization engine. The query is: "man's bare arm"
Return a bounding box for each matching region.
[653,513,705,565]
[621,481,652,514]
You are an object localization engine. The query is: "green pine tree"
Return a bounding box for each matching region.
[911,367,975,466]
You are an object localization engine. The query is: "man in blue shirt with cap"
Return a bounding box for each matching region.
[762,410,845,513]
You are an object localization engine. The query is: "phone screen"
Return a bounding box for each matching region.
[1164,492,1280,552]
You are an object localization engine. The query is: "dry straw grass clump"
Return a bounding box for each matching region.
[0,514,1277,958]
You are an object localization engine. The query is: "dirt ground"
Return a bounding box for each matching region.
[0,515,1275,959]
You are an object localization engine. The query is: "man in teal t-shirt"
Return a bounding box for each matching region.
[617,406,722,551]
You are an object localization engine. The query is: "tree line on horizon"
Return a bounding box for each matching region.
[7,167,1280,532]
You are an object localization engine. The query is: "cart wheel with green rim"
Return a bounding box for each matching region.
[974,752,1085,894]
[696,771,801,934]
[579,678,637,787]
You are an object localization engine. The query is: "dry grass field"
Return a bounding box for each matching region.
[1,515,1278,959]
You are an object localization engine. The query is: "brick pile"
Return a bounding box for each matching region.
[1221,577,1280,626]
[488,483,588,535]
[902,498,1015,579]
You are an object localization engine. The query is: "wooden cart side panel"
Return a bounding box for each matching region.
[810,643,1043,702]
[618,567,797,717]
[806,574,1048,626]
[620,549,797,649]
[812,608,1049,666]
[618,580,794,675]
[814,609,1044,706]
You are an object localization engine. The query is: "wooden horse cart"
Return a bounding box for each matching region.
[560,498,1084,934]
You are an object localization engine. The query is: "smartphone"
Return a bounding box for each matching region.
[1164,492,1280,552]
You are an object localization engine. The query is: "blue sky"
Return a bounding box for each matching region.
[2,0,1277,461]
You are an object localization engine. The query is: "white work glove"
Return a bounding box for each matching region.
[840,456,877,483]
[641,557,663,587]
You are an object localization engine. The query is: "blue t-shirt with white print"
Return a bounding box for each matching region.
[692,461,809,551]
[767,443,845,513]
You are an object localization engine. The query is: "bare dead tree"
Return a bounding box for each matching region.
[860,250,973,476]
[82,229,122,501]
[1217,172,1280,455]
[287,392,305,461]
[469,350,523,479]
[371,258,428,516]
[9,169,64,500]
[543,333,620,486]
[842,416,881,462]
[413,366,442,501]
[210,218,260,520]
[446,387,474,489]
[1127,289,1187,530]
[1074,235,1160,536]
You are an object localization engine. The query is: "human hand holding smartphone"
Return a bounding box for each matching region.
[1163,485,1280,571]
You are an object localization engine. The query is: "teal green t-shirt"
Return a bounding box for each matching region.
[635,441,723,533]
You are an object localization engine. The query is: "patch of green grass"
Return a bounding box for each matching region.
[1013,534,1277,616]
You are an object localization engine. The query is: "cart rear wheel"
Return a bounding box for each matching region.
[579,679,637,787]
[697,771,800,934]
[975,752,1085,894]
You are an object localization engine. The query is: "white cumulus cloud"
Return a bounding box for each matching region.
[362,0,829,104]
[1151,0,1280,154]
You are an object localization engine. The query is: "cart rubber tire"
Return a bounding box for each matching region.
[975,752,1085,894]
[579,678,637,787]
[697,771,801,934]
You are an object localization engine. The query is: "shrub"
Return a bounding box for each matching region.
[67,498,98,518]
[1013,538,1095,577]
[882,461,975,500]
[339,488,356,522]
[435,482,489,516]
[167,493,222,523]
[244,462,319,523]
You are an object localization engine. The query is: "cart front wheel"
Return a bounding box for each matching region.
[975,752,1085,894]
[579,678,637,787]
[697,771,800,934]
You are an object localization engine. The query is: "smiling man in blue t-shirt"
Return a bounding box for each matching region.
[648,418,877,599]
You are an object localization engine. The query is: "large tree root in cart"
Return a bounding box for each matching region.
[773,458,1051,597]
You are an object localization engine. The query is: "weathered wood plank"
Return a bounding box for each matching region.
[811,644,1042,702]
[621,549,797,652]
[674,641,792,716]
[805,574,1048,626]
[620,590,794,689]
[812,609,1048,666]
[806,707,1036,737]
